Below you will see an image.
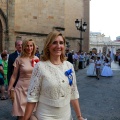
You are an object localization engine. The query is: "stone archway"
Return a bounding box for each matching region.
[0,8,8,53]
[0,20,2,53]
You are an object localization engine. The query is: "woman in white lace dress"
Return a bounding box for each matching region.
[24,31,84,120]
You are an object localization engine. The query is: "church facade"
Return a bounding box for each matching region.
[0,0,90,53]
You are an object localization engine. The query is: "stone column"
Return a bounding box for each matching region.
[83,0,90,52]
[8,0,16,53]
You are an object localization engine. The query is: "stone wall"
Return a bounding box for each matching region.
[8,0,16,52]
[64,0,84,52]
[0,0,7,52]
[14,0,65,34]
[0,0,7,16]
[0,0,90,53]
[83,0,90,52]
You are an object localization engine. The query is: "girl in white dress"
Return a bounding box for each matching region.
[87,56,96,76]
[101,58,113,77]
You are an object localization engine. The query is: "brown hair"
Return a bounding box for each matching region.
[21,38,36,58]
[1,53,7,58]
[41,31,66,62]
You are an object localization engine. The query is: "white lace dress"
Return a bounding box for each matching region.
[27,60,79,120]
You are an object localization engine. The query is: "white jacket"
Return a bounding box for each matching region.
[27,60,79,107]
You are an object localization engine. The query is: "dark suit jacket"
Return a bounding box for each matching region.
[67,53,73,64]
[7,51,19,87]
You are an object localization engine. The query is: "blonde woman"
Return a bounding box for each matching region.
[8,39,39,120]
[24,31,85,120]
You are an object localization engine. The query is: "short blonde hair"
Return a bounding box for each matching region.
[41,31,66,62]
[21,38,36,58]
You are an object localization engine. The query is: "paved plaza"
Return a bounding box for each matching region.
[0,62,120,120]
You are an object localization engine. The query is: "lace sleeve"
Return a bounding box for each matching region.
[27,63,42,102]
[70,64,79,100]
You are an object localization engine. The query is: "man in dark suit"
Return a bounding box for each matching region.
[65,48,73,64]
[7,40,22,87]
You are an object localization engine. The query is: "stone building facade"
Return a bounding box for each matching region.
[90,32,120,54]
[0,0,90,53]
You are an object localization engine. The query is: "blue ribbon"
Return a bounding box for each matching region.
[65,69,73,86]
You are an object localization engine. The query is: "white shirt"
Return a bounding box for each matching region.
[96,60,101,68]
[73,53,79,60]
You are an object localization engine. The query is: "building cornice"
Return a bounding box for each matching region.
[15,31,48,36]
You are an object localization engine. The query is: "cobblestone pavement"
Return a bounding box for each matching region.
[0,62,120,120]
[72,61,120,120]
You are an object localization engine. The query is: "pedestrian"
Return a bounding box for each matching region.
[101,58,113,77]
[95,56,101,80]
[1,50,9,60]
[79,52,85,69]
[35,46,40,59]
[66,49,74,64]
[23,31,84,120]
[118,53,120,66]
[0,59,7,100]
[1,53,8,91]
[86,53,90,66]
[8,38,39,120]
[87,56,96,76]
[7,40,22,87]
[73,51,79,71]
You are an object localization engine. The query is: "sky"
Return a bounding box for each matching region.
[90,0,120,40]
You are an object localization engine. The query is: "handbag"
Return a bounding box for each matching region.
[10,88,14,103]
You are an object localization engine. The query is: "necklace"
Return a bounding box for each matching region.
[51,62,62,65]
[50,60,62,65]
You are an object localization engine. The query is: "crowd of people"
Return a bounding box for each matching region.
[65,49,115,80]
[0,31,87,120]
[87,52,114,79]
[0,30,119,120]
[0,32,120,120]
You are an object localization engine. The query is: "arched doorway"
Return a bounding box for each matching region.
[0,20,2,53]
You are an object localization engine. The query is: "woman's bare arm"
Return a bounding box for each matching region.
[71,99,84,120]
[23,102,36,120]
[8,67,18,93]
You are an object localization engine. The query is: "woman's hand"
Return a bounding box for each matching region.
[77,116,85,120]
[8,88,13,97]
[77,115,87,120]
[7,88,11,97]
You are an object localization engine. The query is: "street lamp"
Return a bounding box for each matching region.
[75,19,87,52]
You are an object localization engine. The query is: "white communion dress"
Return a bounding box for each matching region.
[27,60,79,120]
[101,62,113,77]
[87,59,96,76]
